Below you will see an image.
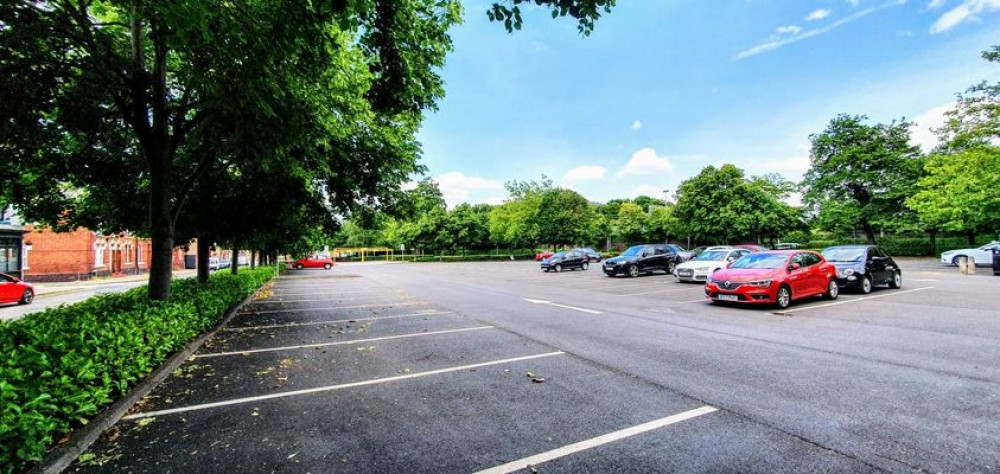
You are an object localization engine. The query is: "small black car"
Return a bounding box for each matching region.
[821,245,902,294]
[541,249,590,272]
[580,247,603,262]
[603,244,681,277]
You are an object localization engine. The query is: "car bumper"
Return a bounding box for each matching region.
[835,275,864,289]
[603,264,621,275]
[675,269,711,282]
[705,284,777,304]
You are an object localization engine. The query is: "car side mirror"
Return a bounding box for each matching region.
[787,263,801,272]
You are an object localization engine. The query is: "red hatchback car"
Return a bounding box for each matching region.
[0,272,35,305]
[705,251,838,309]
[290,255,334,270]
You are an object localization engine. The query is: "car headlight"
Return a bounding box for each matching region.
[746,280,772,288]
[840,268,855,277]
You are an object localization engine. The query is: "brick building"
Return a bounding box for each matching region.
[23,226,186,282]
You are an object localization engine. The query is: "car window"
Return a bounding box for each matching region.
[729,253,788,269]
[802,253,821,266]
[0,274,12,283]
[621,246,644,257]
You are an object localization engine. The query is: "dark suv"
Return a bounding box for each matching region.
[603,244,682,277]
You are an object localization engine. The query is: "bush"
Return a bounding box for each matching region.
[0,267,275,474]
[805,234,996,257]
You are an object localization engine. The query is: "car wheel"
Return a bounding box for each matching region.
[627,265,639,278]
[952,255,964,266]
[18,289,33,305]
[775,285,792,309]
[324,263,332,270]
[824,279,839,300]
[860,276,872,294]
[889,271,902,289]
[554,264,562,273]
[666,261,677,275]
[295,263,304,270]
[582,262,589,270]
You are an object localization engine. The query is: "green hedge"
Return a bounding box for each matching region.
[807,235,995,256]
[405,253,536,262]
[0,267,275,474]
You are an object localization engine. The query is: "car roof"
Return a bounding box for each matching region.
[823,245,872,249]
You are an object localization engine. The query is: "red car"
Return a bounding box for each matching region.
[705,251,838,309]
[0,272,34,305]
[290,255,334,270]
[534,251,555,261]
[736,244,770,252]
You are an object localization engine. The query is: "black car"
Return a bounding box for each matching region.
[603,244,681,277]
[580,247,603,262]
[541,249,590,272]
[821,245,902,294]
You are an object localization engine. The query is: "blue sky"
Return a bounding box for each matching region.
[414,0,1000,207]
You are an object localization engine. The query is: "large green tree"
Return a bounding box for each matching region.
[533,188,597,248]
[613,202,647,244]
[803,114,923,243]
[907,146,1000,243]
[934,46,1000,154]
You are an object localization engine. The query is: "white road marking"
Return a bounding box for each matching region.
[616,288,691,297]
[673,298,709,304]
[250,296,408,304]
[522,298,602,314]
[123,351,566,420]
[196,326,494,358]
[240,301,425,314]
[223,311,455,332]
[775,287,935,314]
[474,406,718,474]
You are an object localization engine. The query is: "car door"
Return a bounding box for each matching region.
[565,251,581,269]
[0,274,15,303]
[786,253,812,297]
[653,245,670,271]
[976,244,999,265]
[802,253,825,295]
[869,247,890,283]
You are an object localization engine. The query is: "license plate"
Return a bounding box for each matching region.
[678,270,693,276]
[717,294,739,301]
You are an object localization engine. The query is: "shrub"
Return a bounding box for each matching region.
[0,267,275,474]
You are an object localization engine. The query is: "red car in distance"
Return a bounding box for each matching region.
[0,272,34,305]
[290,255,334,270]
[535,250,556,261]
[736,244,770,252]
[705,250,838,309]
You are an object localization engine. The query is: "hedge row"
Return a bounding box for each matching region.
[0,267,276,474]
[806,235,996,256]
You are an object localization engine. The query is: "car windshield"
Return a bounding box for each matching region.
[822,248,865,262]
[729,253,788,269]
[696,250,728,261]
[621,246,645,257]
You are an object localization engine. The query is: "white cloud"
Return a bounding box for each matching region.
[930,0,1000,33]
[617,148,675,177]
[564,165,607,181]
[433,171,501,208]
[928,0,947,8]
[630,120,643,130]
[775,25,803,35]
[806,8,832,20]
[909,102,954,151]
[481,196,506,206]
[848,0,861,6]
[735,0,905,60]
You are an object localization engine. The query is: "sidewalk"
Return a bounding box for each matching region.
[31,269,198,295]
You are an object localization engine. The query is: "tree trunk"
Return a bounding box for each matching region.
[249,250,256,269]
[927,229,937,256]
[860,220,877,244]
[148,146,174,300]
[197,236,210,283]
[230,248,238,275]
[968,230,976,246]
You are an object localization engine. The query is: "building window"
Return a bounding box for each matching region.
[22,244,31,270]
[138,244,145,265]
[95,242,106,268]
[124,244,132,264]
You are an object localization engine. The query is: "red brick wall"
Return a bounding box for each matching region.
[24,226,185,282]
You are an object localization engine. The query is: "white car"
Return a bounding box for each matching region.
[674,248,751,282]
[941,242,999,266]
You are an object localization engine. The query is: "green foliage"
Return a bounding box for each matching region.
[934,46,1000,153]
[533,188,598,247]
[0,268,275,473]
[907,146,1000,235]
[489,0,617,35]
[803,114,923,243]
[613,202,647,244]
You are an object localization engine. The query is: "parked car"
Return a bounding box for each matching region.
[705,250,838,309]
[580,247,603,262]
[541,249,590,272]
[688,246,712,258]
[822,245,902,294]
[940,242,1000,266]
[736,244,770,252]
[603,244,682,277]
[668,244,698,262]
[775,243,801,250]
[535,250,556,261]
[208,257,221,270]
[291,255,334,270]
[674,248,751,283]
[0,272,34,305]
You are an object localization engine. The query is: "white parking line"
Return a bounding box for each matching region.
[241,301,425,314]
[576,280,672,291]
[196,326,494,358]
[522,298,602,314]
[774,287,935,315]
[123,351,566,420]
[616,288,692,297]
[474,406,718,474]
[249,296,409,304]
[223,311,455,332]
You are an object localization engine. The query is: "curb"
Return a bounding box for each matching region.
[28,286,266,474]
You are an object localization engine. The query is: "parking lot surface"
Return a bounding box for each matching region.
[74,261,999,473]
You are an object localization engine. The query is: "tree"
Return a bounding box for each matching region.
[907,146,1000,244]
[613,202,647,244]
[802,114,923,243]
[489,0,616,35]
[934,46,1000,154]
[647,203,681,242]
[533,189,597,247]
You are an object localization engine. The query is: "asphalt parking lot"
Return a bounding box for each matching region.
[74,260,999,473]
